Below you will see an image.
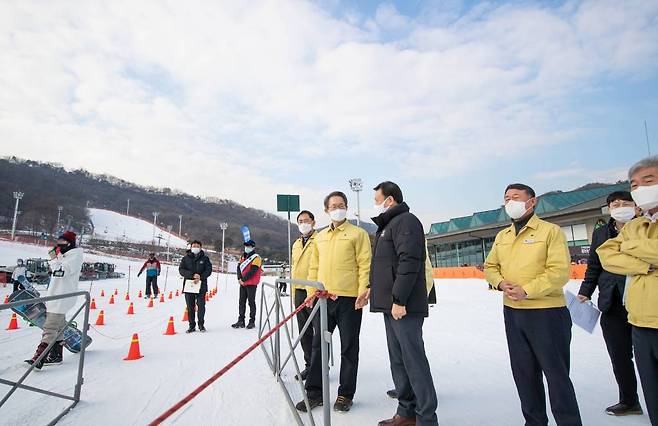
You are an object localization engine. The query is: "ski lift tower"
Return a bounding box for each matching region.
[11,191,24,241]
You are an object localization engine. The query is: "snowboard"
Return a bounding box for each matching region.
[8,276,92,353]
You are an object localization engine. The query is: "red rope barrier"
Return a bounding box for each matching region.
[148,294,316,426]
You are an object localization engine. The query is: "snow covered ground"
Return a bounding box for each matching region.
[88,209,189,248]
[0,240,652,425]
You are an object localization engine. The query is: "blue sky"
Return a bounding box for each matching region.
[0,0,657,229]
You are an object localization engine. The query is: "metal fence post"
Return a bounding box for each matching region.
[319,296,331,426]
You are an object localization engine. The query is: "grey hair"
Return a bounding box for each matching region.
[629,156,658,180]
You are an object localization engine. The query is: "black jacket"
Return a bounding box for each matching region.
[369,202,429,317]
[179,250,213,293]
[578,219,626,313]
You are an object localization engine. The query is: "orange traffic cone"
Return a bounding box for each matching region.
[127,302,135,315]
[109,294,115,304]
[6,313,19,330]
[90,298,97,310]
[205,293,209,302]
[100,289,105,297]
[159,293,165,303]
[138,290,143,298]
[95,310,105,326]
[168,291,173,300]
[182,307,188,321]
[175,289,179,297]
[114,288,118,296]
[123,333,144,360]
[164,316,176,335]
[125,292,130,301]
[147,297,154,308]
[3,294,9,304]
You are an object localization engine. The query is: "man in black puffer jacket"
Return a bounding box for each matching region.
[356,181,438,426]
[578,191,642,416]
[179,240,213,333]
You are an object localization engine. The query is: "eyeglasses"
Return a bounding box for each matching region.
[327,204,346,211]
[609,200,635,209]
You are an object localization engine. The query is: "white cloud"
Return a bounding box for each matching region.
[0,0,656,220]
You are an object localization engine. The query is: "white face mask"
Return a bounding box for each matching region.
[610,206,636,223]
[244,246,254,254]
[191,247,201,255]
[505,200,530,220]
[374,197,390,215]
[631,184,658,211]
[298,223,313,235]
[328,208,347,222]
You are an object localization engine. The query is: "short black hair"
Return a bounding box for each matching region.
[323,191,348,208]
[373,181,403,203]
[190,240,202,247]
[297,210,315,221]
[606,191,634,206]
[505,183,536,198]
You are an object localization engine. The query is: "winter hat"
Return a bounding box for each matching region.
[244,239,256,247]
[58,231,77,244]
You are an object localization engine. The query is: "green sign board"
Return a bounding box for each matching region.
[277,194,300,212]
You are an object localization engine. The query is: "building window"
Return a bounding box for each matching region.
[561,224,589,247]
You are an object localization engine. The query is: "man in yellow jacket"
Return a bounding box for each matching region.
[598,156,658,426]
[291,209,318,381]
[484,183,582,426]
[296,190,372,414]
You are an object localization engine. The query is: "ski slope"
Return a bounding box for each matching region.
[0,240,652,426]
[88,209,189,249]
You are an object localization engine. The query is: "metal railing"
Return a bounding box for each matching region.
[0,290,91,425]
[259,278,331,426]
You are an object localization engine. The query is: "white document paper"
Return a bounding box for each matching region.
[184,279,201,294]
[565,290,601,334]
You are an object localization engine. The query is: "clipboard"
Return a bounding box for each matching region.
[184,279,201,294]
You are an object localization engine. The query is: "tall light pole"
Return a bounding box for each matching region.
[178,214,183,236]
[349,178,363,227]
[126,199,130,216]
[11,191,24,241]
[152,211,159,244]
[56,205,63,233]
[220,222,228,273]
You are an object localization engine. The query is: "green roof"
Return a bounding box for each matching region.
[427,182,630,236]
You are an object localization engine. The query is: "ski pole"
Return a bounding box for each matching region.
[163,266,169,294]
[127,265,131,295]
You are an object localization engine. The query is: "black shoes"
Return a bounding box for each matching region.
[43,342,63,366]
[231,320,245,329]
[295,367,309,381]
[333,396,353,412]
[605,402,643,416]
[25,342,49,370]
[295,397,323,412]
[186,327,196,334]
[199,325,206,332]
[386,389,398,399]
[246,320,256,329]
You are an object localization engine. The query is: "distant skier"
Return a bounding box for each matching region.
[231,240,262,329]
[179,241,212,333]
[25,231,83,369]
[11,258,27,292]
[137,253,161,298]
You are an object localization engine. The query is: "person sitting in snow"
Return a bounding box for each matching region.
[25,231,83,370]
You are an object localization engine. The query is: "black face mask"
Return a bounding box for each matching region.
[57,243,71,253]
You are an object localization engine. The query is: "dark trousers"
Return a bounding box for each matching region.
[185,291,206,329]
[504,306,582,426]
[305,296,363,400]
[294,289,314,368]
[238,285,257,323]
[384,313,438,426]
[600,303,638,406]
[632,326,658,425]
[145,275,159,297]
